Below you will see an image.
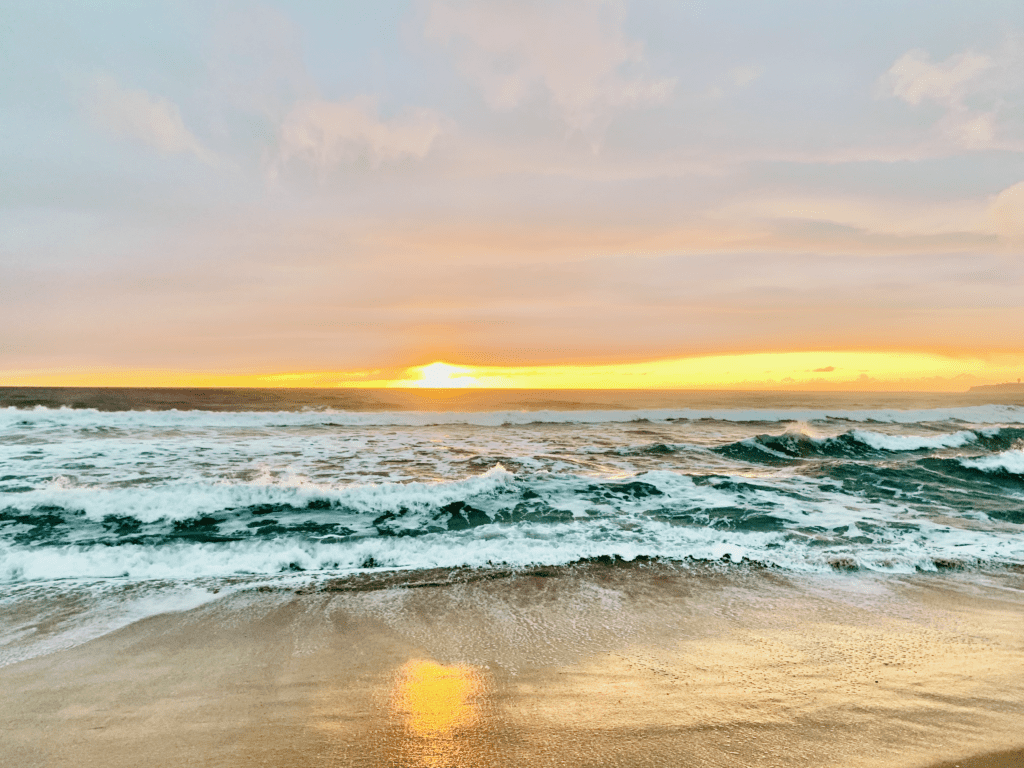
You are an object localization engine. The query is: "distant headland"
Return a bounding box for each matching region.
[968,381,1024,392]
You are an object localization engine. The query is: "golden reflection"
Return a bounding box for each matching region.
[389,659,485,767]
[393,660,482,737]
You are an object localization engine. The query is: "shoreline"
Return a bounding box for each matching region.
[2,565,1022,766]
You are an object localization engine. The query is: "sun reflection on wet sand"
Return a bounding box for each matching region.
[389,659,486,766]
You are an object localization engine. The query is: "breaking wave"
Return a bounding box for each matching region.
[2,463,1023,582]
[714,426,1024,464]
[959,448,1024,478]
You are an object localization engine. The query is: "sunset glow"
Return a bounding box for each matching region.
[409,363,485,389]
[384,352,1024,391]
[4,351,1023,391]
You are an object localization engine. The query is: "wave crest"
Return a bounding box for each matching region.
[959,449,1024,478]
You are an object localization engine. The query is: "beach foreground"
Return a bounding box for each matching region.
[1,563,1022,768]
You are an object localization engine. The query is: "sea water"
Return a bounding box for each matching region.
[1,387,1023,664]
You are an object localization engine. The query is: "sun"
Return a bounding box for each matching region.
[413,362,480,388]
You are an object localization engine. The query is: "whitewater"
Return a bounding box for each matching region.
[2,388,1024,587]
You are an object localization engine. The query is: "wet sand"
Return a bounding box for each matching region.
[2,563,1023,767]
[926,750,1024,768]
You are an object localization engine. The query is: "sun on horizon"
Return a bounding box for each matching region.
[3,350,1024,392]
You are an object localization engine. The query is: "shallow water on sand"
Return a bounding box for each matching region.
[1,563,1022,768]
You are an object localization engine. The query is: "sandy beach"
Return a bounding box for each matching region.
[2,563,1022,768]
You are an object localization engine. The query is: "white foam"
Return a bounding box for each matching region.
[0,464,516,522]
[3,466,1022,583]
[1,509,1020,585]
[849,429,979,451]
[960,449,1024,476]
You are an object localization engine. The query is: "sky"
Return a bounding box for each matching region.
[2,0,1023,390]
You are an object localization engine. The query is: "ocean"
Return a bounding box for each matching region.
[2,387,1023,667]
[4,386,1024,578]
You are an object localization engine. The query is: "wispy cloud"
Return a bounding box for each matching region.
[877,46,1022,152]
[716,193,992,241]
[86,75,216,164]
[425,0,674,135]
[273,97,445,175]
[988,181,1024,243]
[881,49,994,107]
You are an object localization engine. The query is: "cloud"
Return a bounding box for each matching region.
[988,181,1024,242]
[425,0,674,133]
[87,75,215,163]
[202,6,443,176]
[944,111,997,149]
[881,49,994,107]
[274,97,444,173]
[812,366,835,373]
[719,194,990,240]
[877,46,1021,152]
